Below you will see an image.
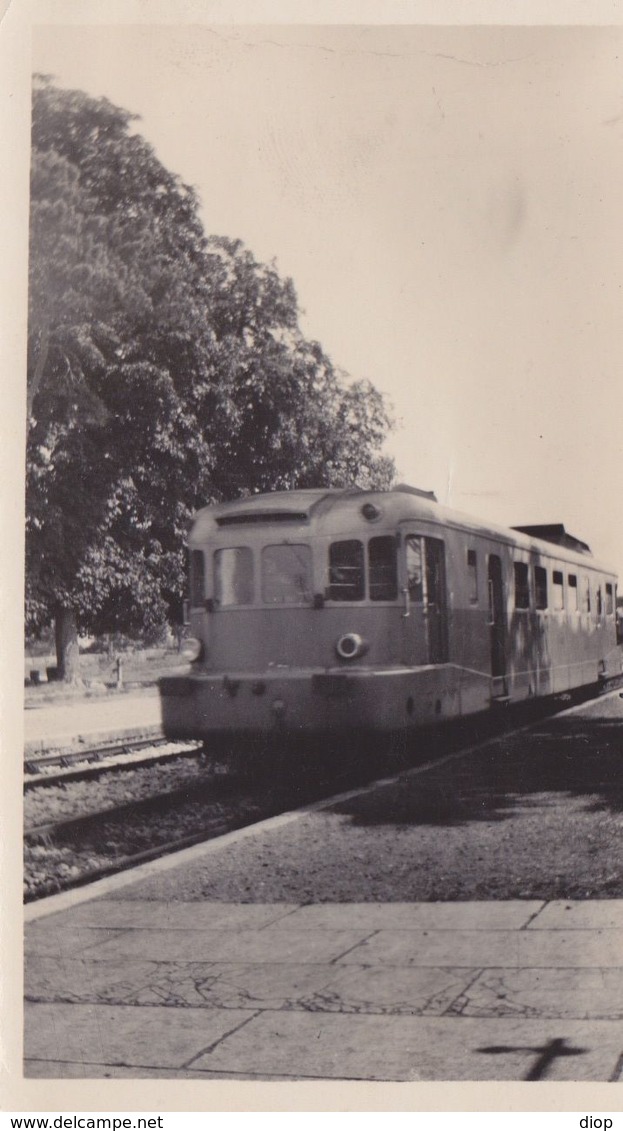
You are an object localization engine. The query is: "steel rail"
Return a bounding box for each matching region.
[24,739,203,790]
[24,736,169,772]
[24,776,236,843]
[23,776,293,903]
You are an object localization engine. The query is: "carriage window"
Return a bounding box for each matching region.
[328,540,364,601]
[214,547,254,606]
[262,544,312,605]
[534,566,548,610]
[568,574,579,611]
[467,550,478,603]
[190,550,205,607]
[584,578,591,613]
[596,586,603,617]
[605,583,614,615]
[514,562,530,609]
[368,536,398,601]
[405,535,424,602]
[552,570,564,610]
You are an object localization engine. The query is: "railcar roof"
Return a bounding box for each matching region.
[190,487,616,575]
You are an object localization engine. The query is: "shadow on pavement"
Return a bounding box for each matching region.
[328,713,623,829]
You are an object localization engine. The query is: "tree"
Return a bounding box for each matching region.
[27,78,394,681]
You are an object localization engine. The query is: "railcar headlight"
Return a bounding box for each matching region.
[181,636,204,663]
[335,633,368,661]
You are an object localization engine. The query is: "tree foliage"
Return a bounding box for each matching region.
[27,77,394,674]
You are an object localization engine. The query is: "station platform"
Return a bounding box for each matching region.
[24,689,163,755]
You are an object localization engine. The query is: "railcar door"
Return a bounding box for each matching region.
[400,531,449,666]
[425,537,449,663]
[488,553,507,690]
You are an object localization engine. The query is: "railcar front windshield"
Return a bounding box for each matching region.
[214,547,254,606]
[262,544,313,604]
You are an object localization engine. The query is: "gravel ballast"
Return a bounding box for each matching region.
[114,691,623,904]
[24,752,207,828]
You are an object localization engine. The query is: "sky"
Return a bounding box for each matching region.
[31,21,623,573]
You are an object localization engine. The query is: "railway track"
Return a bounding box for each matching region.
[24,737,203,789]
[24,774,273,901]
[23,749,358,903]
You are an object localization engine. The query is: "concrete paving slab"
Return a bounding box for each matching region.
[96,1069,301,1080]
[450,968,623,1020]
[528,900,623,930]
[293,964,476,1016]
[86,927,373,965]
[24,956,172,1004]
[190,1012,623,1081]
[24,1001,257,1070]
[24,1061,226,1079]
[46,899,299,932]
[124,961,344,1010]
[285,901,544,931]
[336,929,623,969]
[25,924,131,958]
[25,1061,101,1079]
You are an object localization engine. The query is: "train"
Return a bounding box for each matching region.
[159,485,622,749]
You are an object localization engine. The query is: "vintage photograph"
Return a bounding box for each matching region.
[10,9,623,1103]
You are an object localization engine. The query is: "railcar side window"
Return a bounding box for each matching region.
[214,547,254,606]
[534,566,548,610]
[405,535,424,602]
[328,540,364,601]
[568,574,579,611]
[513,562,530,609]
[552,570,564,611]
[368,536,398,601]
[190,550,205,607]
[605,583,614,615]
[467,550,478,603]
[262,544,312,605]
[584,578,591,613]
[596,586,603,617]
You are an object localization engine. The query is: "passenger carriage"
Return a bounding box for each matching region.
[159,486,621,742]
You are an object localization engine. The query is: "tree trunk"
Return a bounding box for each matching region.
[27,322,51,421]
[54,606,81,684]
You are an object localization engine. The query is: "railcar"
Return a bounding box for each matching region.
[160,486,622,744]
